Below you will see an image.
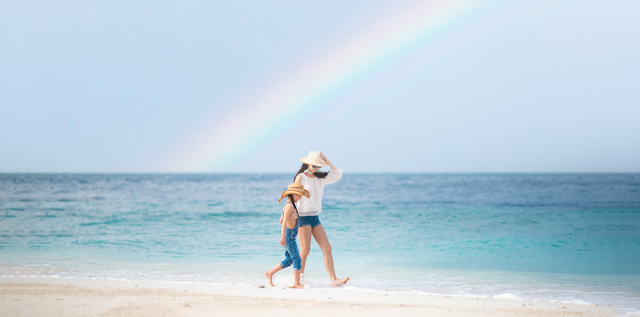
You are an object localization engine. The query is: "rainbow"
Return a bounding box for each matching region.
[162,0,538,172]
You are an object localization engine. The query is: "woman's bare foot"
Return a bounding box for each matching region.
[292,283,305,289]
[331,277,349,287]
[264,271,275,287]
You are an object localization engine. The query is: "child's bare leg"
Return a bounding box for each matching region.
[265,264,282,287]
[293,270,304,289]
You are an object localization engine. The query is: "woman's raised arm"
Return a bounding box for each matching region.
[319,152,342,185]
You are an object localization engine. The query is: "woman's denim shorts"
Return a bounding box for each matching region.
[298,215,322,228]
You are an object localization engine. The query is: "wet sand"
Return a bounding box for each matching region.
[0,277,617,317]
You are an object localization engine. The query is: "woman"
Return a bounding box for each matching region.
[294,151,349,286]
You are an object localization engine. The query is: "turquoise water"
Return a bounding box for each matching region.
[1,173,639,314]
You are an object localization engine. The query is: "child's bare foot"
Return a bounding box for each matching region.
[292,283,304,289]
[264,271,275,287]
[331,277,349,287]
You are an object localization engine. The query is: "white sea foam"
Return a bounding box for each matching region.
[563,299,594,306]
[494,293,522,300]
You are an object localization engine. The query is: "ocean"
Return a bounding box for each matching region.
[1,173,639,314]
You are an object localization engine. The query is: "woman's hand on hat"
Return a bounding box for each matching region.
[319,151,336,169]
[319,151,330,163]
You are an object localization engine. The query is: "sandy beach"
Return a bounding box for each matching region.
[0,277,618,317]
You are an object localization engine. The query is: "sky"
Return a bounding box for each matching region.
[1,0,639,173]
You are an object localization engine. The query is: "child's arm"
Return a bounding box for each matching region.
[280,204,294,246]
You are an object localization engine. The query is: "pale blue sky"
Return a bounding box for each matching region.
[1,0,639,173]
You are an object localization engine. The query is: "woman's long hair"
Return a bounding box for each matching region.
[294,163,328,181]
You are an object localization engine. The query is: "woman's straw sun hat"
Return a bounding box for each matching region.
[278,183,311,203]
[300,151,328,167]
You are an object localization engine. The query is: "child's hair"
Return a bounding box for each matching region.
[294,163,328,181]
[288,194,295,203]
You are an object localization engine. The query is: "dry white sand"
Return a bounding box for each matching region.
[0,277,617,317]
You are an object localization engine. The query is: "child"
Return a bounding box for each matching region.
[265,183,310,289]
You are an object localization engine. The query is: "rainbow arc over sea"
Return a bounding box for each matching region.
[163,0,536,172]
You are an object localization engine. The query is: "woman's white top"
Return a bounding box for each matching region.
[296,167,343,217]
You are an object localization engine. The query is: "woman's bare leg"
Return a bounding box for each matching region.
[298,225,313,274]
[292,270,304,289]
[311,225,349,286]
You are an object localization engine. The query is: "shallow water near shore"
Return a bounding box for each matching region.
[1,173,639,314]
